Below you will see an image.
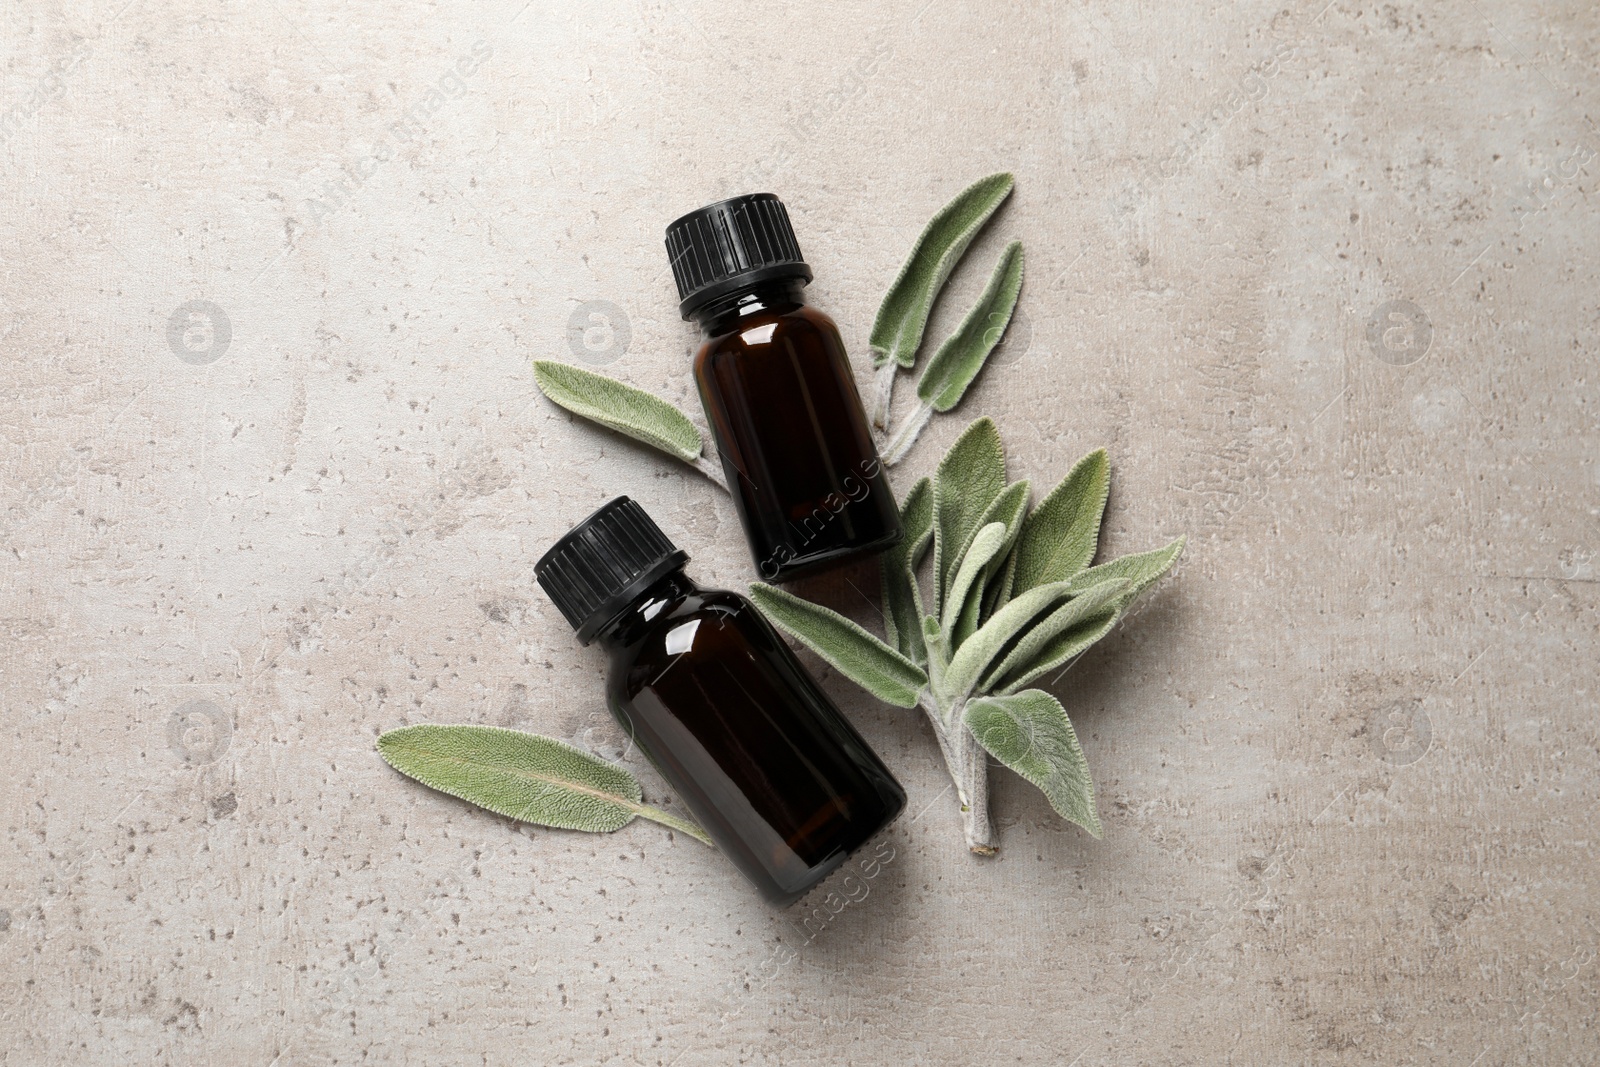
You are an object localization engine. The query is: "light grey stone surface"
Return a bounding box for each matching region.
[2,0,1597,1063]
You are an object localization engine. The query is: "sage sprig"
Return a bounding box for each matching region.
[378,724,712,844]
[751,417,1184,853]
[882,240,1025,464]
[868,173,1015,432]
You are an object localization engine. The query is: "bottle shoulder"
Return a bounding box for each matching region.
[694,303,841,370]
[603,587,752,681]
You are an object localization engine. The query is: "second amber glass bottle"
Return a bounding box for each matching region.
[535,497,906,906]
[666,194,901,582]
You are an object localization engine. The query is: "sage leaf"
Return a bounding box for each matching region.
[1009,449,1110,597]
[991,608,1121,696]
[939,577,1077,702]
[748,583,928,708]
[953,480,1031,646]
[921,614,949,700]
[965,690,1102,837]
[532,360,703,465]
[933,417,1007,614]
[881,241,1025,466]
[869,172,1015,370]
[990,541,1183,694]
[978,577,1129,692]
[981,541,1019,624]
[1065,537,1186,609]
[882,477,934,666]
[971,479,1032,559]
[917,241,1025,412]
[941,521,1008,642]
[376,724,712,844]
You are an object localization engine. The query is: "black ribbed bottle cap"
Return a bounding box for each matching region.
[665,193,813,319]
[535,497,689,645]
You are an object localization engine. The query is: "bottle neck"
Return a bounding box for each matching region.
[592,568,700,650]
[689,278,808,337]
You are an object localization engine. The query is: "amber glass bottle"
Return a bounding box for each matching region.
[666,194,901,582]
[534,497,906,907]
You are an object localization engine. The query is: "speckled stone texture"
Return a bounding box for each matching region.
[2,0,1597,1063]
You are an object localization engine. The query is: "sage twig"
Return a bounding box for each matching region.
[882,241,1025,465]
[748,416,1183,852]
[869,173,1014,432]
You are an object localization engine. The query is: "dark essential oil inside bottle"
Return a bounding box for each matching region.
[534,497,906,907]
[666,194,901,582]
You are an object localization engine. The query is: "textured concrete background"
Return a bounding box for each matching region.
[2,0,1597,1063]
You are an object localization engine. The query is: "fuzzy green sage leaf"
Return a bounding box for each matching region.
[939,577,1076,702]
[869,172,1015,370]
[979,577,1128,693]
[918,240,1024,412]
[942,521,1008,642]
[882,241,1027,464]
[991,608,1121,696]
[990,540,1185,694]
[532,360,703,465]
[954,479,1031,643]
[964,689,1102,837]
[882,477,934,667]
[932,417,1008,614]
[1009,448,1110,596]
[748,583,928,708]
[1065,536,1186,609]
[377,724,712,844]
